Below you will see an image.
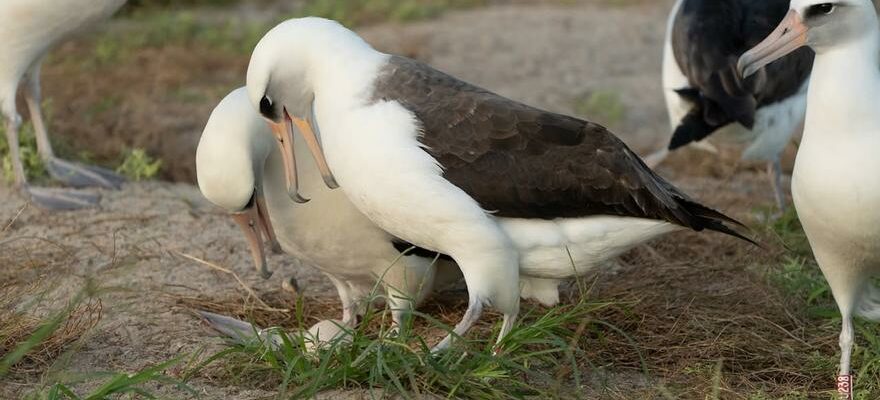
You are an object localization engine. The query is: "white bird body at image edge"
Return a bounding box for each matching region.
[737,0,880,380]
[0,0,125,94]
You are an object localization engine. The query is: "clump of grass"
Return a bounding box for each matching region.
[1,277,194,399]
[573,90,626,129]
[764,207,812,257]
[29,357,193,400]
[116,149,162,181]
[0,282,101,377]
[190,285,620,398]
[0,121,49,184]
[298,0,486,27]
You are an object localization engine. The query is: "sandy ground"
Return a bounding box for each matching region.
[1,1,794,398]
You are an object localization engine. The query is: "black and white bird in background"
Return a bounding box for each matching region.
[647,0,815,212]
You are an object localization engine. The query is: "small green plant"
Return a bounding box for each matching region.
[116,149,162,181]
[0,121,49,184]
[573,90,626,129]
[765,207,812,257]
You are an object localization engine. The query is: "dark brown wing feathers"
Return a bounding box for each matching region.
[371,56,752,242]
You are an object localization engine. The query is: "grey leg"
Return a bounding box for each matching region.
[5,113,27,190]
[4,111,98,210]
[23,64,124,190]
[432,296,483,352]
[768,157,787,213]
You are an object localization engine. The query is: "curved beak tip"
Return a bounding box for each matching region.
[736,58,751,78]
[261,269,273,280]
[289,191,310,204]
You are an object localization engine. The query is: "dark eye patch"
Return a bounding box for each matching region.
[805,3,836,19]
[259,96,274,118]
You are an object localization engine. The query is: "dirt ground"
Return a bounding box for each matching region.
[1,1,825,399]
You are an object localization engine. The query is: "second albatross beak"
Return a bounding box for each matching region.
[268,109,339,203]
[738,10,809,79]
[230,190,278,279]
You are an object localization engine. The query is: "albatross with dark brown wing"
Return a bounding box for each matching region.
[372,56,754,243]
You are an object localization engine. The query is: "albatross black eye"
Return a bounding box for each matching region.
[806,3,836,19]
[259,96,274,118]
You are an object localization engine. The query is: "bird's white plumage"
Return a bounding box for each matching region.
[246,18,696,349]
[197,88,460,326]
[767,0,880,378]
[0,0,124,117]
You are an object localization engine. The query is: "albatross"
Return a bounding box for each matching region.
[196,88,460,328]
[648,0,814,211]
[1,0,127,210]
[738,0,880,395]
[246,17,755,351]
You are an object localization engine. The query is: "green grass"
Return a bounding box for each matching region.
[192,285,626,399]
[1,280,194,400]
[573,90,627,130]
[0,121,48,184]
[27,357,192,400]
[88,12,270,65]
[297,0,486,27]
[116,149,162,181]
[92,0,487,66]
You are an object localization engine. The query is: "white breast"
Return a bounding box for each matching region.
[793,128,880,254]
[261,132,398,282]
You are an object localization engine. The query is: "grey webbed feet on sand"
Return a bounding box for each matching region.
[47,157,125,190]
[27,186,101,210]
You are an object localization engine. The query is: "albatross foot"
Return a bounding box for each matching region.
[27,186,101,210]
[47,158,125,190]
[197,310,283,349]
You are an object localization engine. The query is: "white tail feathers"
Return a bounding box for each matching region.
[520,278,561,307]
[856,282,880,321]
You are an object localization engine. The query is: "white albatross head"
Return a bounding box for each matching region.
[196,87,282,279]
[245,17,377,202]
[738,0,879,78]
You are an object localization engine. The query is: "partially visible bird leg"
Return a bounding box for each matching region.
[493,313,518,356]
[768,156,787,213]
[23,64,123,190]
[4,111,26,190]
[4,107,98,210]
[432,297,483,352]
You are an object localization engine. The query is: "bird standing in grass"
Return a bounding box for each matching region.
[0,0,128,210]
[245,18,755,352]
[649,0,814,212]
[739,0,880,396]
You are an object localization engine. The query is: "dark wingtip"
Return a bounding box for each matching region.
[669,110,721,151]
[701,220,762,248]
[678,198,762,248]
